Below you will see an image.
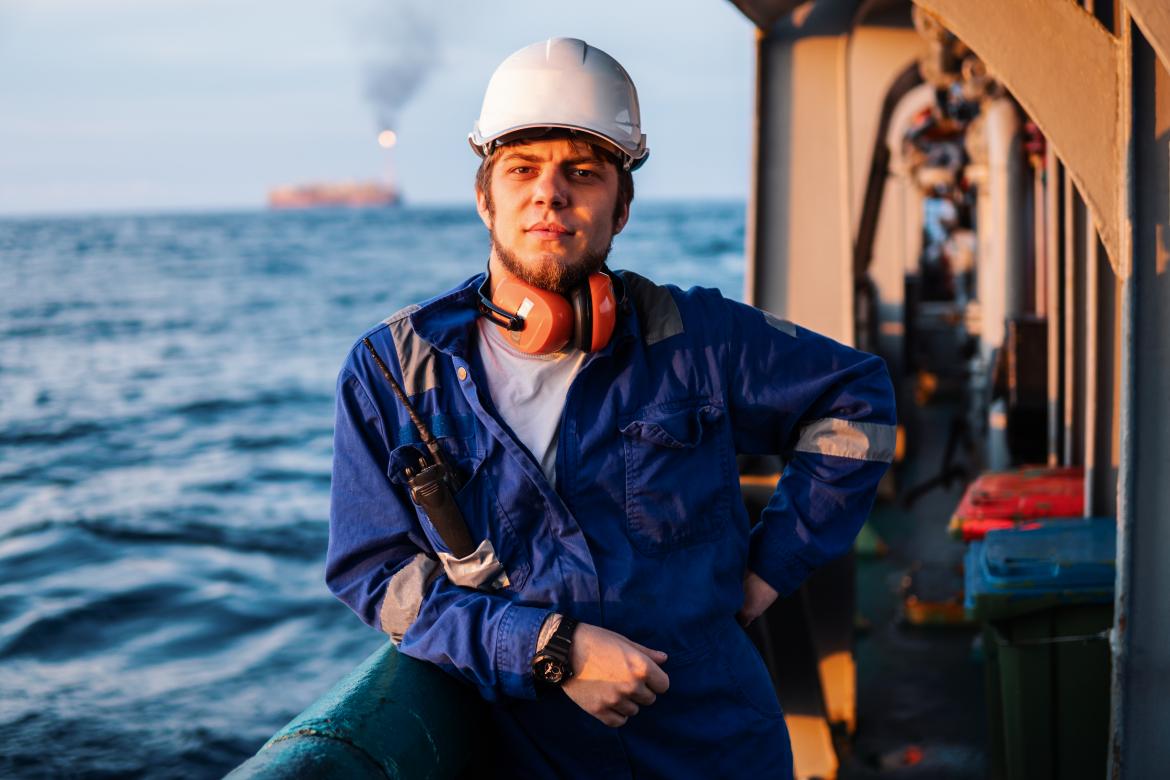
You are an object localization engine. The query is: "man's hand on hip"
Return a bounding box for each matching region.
[562,623,670,728]
[736,571,779,627]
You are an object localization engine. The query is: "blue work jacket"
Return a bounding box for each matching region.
[327,270,895,778]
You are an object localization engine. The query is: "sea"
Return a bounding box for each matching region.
[0,201,745,778]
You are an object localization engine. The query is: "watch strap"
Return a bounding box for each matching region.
[542,616,577,660]
[533,616,578,686]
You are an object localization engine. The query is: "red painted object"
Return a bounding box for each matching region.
[949,466,1085,541]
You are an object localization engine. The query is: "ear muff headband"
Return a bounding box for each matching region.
[571,282,593,353]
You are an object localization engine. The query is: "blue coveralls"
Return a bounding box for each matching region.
[327,270,896,778]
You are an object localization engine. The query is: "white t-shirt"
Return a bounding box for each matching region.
[474,317,587,484]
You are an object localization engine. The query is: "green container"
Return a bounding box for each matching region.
[965,520,1116,780]
[983,604,1112,780]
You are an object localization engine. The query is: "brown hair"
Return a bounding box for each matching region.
[475,130,634,227]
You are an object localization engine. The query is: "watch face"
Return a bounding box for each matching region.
[535,656,566,684]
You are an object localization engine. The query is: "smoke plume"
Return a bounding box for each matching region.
[356,1,437,132]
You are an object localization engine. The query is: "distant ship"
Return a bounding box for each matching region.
[267,181,400,209]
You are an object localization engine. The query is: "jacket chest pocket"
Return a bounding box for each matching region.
[620,399,732,556]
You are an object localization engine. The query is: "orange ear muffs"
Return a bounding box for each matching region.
[479,271,617,355]
[489,276,574,354]
[569,273,617,352]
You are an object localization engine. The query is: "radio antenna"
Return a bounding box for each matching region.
[362,337,449,472]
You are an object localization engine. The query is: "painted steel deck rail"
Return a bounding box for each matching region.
[228,642,482,779]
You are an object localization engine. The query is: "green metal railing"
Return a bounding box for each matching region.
[228,643,483,779]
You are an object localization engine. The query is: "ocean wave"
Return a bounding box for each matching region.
[170,388,331,420]
[0,420,108,447]
[0,511,328,559]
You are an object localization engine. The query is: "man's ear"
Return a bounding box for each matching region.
[612,199,630,236]
[475,186,492,230]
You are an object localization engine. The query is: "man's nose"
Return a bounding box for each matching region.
[532,168,568,208]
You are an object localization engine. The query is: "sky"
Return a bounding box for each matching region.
[0,0,755,216]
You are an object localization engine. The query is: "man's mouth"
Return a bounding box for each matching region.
[527,222,573,239]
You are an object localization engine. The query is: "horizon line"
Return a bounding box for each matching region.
[0,195,748,222]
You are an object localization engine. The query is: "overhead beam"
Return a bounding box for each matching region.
[1129,0,1170,72]
[726,0,808,30]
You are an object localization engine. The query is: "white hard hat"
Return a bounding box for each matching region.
[469,37,649,171]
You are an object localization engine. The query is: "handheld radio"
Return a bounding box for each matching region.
[362,338,476,559]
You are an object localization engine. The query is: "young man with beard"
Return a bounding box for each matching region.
[327,38,895,778]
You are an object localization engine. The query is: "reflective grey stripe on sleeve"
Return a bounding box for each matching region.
[384,304,439,397]
[794,418,896,463]
[623,272,684,345]
[762,310,797,337]
[380,552,440,643]
[382,303,420,326]
[438,538,510,591]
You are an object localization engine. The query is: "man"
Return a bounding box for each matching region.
[327,37,895,778]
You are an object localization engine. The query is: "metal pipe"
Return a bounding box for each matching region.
[1046,149,1065,466]
[1083,227,1100,513]
[1032,148,1046,317]
[1063,176,1087,467]
[972,96,1025,470]
[227,642,483,779]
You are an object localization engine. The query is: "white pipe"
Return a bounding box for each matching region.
[973,96,1026,470]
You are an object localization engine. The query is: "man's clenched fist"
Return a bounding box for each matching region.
[561,623,670,728]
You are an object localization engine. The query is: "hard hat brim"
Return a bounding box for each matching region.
[469,124,648,171]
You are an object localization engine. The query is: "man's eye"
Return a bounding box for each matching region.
[571,168,597,179]
[509,166,535,175]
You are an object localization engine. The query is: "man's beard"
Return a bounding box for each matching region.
[491,230,612,296]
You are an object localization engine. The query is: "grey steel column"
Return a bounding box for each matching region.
[1084,231,1121,518]
[1046,151,1065,465]
[1112,20,1170,779]
[1063,178,1087,468]
[748,0,857,345]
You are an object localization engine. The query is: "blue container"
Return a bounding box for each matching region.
[964,518,1115,622]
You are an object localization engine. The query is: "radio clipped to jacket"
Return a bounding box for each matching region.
[401,454,475,559]
[362,338,476,559]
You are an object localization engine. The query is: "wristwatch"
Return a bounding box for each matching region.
[532,616,578,685]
